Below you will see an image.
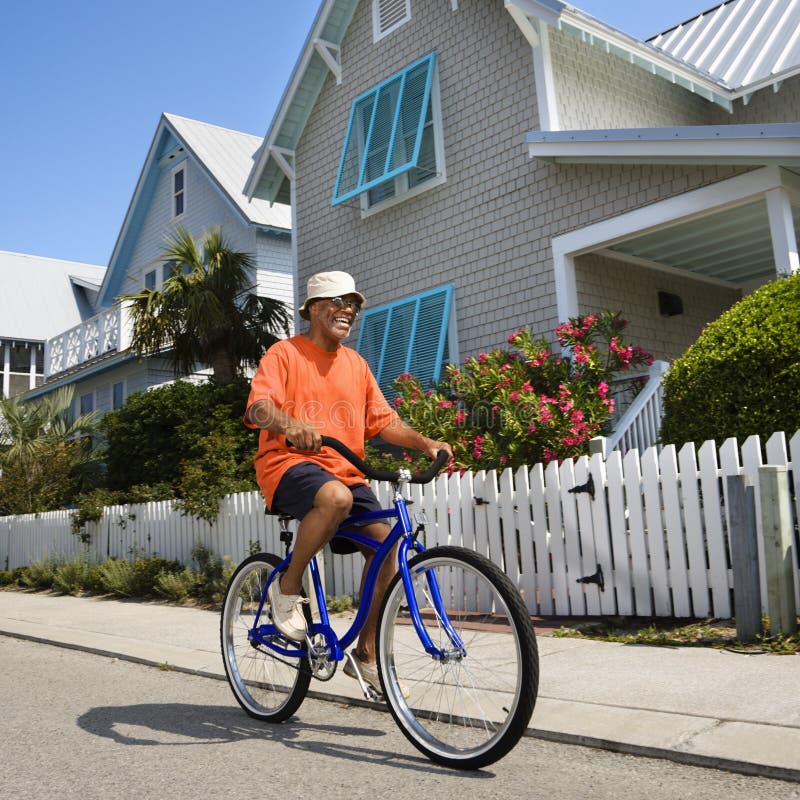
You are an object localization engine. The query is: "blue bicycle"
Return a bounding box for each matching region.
[220,436,538,769]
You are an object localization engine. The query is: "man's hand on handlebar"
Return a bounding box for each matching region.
[422,438,453,463]
[283,423,322,452]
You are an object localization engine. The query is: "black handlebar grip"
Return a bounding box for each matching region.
[284,436,448,484]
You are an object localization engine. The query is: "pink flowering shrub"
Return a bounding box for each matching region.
[389,311,652,472]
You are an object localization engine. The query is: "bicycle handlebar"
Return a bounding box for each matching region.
[284,435,449,484]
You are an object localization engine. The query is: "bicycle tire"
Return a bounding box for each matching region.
[376,546,538,770]
[220,552,311,722]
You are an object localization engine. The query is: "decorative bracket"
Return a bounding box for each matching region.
[314,38,342,85]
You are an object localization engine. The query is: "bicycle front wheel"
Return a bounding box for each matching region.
[220,553,311,722]
[377,546,538,770]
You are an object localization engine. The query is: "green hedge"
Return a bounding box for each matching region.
[660,274,800,447]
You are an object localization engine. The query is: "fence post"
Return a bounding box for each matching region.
[589,436,608,459]
[758,465,798,636]
[727,474,762,641]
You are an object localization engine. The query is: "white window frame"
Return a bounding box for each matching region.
[373,0,411,42]
[360,65,446,217]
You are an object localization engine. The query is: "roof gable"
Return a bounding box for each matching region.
[249,0,774,202]
[99,113,291,306]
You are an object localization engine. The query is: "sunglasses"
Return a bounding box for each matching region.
[328,295,363,314]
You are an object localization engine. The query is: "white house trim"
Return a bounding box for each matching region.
[314,38,342,85]
[270,146,296,182]
[765,186,800,276]
[550,166,799,322]
[527,123,800,165]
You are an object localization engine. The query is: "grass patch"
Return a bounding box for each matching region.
[552,616,800,654]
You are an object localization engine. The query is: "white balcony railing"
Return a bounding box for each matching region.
[45,303,133,378]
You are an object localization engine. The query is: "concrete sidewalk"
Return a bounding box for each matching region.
[1,590,798,781]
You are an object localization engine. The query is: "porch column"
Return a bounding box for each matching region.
[765,187,800,276]
[2,342,9,398]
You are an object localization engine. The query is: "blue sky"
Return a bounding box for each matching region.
[0,1,719,267]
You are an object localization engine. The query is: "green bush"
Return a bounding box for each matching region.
[154,567,196,602]
[95,558,135,596]
[21,558,58,590]
[99,379,256,490]
[53,557,92,596]
[0,569,13,586]
[390,312,651,472]
[660,274,800,447]
[190,543,235,603]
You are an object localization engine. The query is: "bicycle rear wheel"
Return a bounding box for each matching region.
[377,546,538,770]
[220,553,311,722]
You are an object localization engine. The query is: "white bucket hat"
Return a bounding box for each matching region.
[299,271,366,319]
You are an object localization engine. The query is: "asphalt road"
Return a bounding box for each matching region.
[1,636,797,800]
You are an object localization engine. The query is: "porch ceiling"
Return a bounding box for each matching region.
[602,194,800,285]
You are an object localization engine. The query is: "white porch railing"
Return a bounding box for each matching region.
[45,303,133,378]
[607,360,669,453]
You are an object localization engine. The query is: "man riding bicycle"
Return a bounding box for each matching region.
[244,270,451,694]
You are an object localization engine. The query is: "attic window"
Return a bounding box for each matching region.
[173,167,185,217]
[373,0,411,41]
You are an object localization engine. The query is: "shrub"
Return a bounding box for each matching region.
[94,558,135,596]
[660,274,800,447]
[0,569,13,587]
[21,558,58,590]
[130,556,183,597]
[390,312,652,472]
[53,557,92,596]
[191,543,235,603]
[154,567,196,602]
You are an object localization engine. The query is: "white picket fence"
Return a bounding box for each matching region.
[2,431,798,620]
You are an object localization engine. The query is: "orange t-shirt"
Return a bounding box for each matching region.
[245,335,398,509]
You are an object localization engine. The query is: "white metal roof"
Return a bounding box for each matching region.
[164,113,292,230]
[648,0,800,98]
[0,251,106,341]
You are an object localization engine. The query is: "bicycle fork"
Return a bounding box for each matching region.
[398,537,466,661]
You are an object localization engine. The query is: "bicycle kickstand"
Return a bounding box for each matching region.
[344,652,381,701]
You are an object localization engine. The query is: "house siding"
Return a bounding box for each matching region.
[576,252,742,361]
[65,358,175,418]
[712,74,800,124]
[550,30,715,130]
[119,157,260,298]
[291,0,772,364]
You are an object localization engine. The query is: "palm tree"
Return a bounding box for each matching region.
[122,227,291,384]
[0,386,100,514]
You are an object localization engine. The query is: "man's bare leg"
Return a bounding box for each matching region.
[353,521,394,663]
[279,480,353,596]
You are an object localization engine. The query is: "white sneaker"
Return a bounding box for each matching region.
[267,578,309,642]
[343,650,409,699]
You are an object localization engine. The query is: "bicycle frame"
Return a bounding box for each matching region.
[248,487,465,664]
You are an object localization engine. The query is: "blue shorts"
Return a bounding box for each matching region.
[271,462,386,555]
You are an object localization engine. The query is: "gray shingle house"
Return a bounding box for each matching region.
[244,0,800,419]
[25,113,292,416]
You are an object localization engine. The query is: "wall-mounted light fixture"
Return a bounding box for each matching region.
[658,290,684,316]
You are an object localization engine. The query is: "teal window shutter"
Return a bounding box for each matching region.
[357,285,453,396]
[332,53,436,206]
